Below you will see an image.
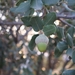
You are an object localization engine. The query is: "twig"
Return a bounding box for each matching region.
[0,13,75,27]
[57,14,75,19]
[0,21,24,26]
[59,18,75,28]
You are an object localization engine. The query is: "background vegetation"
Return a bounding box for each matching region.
[0,0,75,75]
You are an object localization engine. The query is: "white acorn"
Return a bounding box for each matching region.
[35,34,49,52]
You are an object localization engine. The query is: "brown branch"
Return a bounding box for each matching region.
[0,13,75,27]
[59,18,75,28]
[57,14,75,19]
[0,21,24,26]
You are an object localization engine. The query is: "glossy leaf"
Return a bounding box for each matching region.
[28,34,39,51]
[22,16,44,31]
[42,0,58,5]
[56,26,64,39]
[54,47,62,58]
[10,7,18,14]
[30,0,43,10]
[67,27,74,38]
[57,41,68,52]
[43,25,56,36]
[67,0,75,6]
[21,16,32,26]
[30,16,44,31]
[43,12,56,25]
[24,8,34,16]
[66,48,73,57]
[62,70,75,75]
[72,50,75,63]
[16,0,25,6]
[12,1,30,14]
[66,33,73,47]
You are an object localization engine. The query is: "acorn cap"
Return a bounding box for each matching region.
[35,34,49,45]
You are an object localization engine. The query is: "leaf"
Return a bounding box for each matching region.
[56,26,64,39]
[23,68,34,75]
[43,25,56,36]
[72,50,75,63]
[30,16,44,31]
[12,1,30,14]
[10,7,18,14]
[62,70,75,75]
[67,27,74,38]
[57,41,68,52]
[21,16,32,26]
[24,8,34,17]
[22,16,44,31]
[16,0,25,6]
[48,69,52,75]
[66,48,73,57]
[0,56,4,69]
[54,47,62,58]
[42,0,58,5]
[43,12,56,25]
[67,0,75,6]
[66,33,73,47]
[30,0,43,10]
[28,34,39,51]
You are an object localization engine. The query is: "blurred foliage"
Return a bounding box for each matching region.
[0,0,75,75]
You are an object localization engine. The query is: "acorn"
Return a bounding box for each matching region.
[35,34,49,52]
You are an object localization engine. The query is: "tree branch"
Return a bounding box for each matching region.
[59,18,75,28]
[0,13,75,27]
[0,21,24,26]
[57,14,75,19]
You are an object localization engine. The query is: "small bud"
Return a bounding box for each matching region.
[35,34,49,52]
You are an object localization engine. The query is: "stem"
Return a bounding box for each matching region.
[59,18,75,28]
[62,3,74,12]
[44,6,49,14]
[57,14,75,19]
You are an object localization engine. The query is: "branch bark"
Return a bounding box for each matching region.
[0,21,24,26]
[0,13,75,27]
[57,14,75,19]
[59,18,75,28]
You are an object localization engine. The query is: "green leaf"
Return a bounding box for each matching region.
[48,69,52,75]
[23,68,34,75]
[54,47,62,58]
[42,0,58,5]
[0,57,4,69]
[66,48,73,57]
[30,16,44,31]
[10,7,17,14]
[56,26,64,39]
[16,0,25,6]
[28,34,39,51]
[72,50,75,63]
[12,1,30,14]
[62,70,75,75]
[22,16,44,31]
[24,8,34,17]
[57,41,68,52]
[30,0,43,10]
[43,25,56,36]
[43,12,56,25]
[21,16,32,26]
[67,27,74,38]
[66,33,73,47]
[67,0,75,6]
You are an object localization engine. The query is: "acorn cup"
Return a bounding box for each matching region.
[35,34,49,52]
